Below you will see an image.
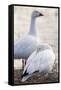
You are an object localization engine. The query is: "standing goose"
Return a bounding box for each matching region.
[21,43,55,82]
[14,11,44,68]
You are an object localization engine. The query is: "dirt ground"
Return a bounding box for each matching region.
[14,63,59,85]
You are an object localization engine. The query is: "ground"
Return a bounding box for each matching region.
[14,63,59,85]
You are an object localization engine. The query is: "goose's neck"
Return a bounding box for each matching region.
[29,17,36,36]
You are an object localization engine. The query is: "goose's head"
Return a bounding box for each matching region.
[36,44,50,53]
[32,10,44,18]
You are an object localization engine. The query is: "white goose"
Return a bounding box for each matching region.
[14,11,44,68]
[21,43,55,82]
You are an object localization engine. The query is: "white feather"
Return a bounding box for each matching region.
[22,44,55,81]
[14,35,40,59]
[14,11,43,59]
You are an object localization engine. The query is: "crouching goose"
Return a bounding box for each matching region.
[21,43,55,82]
[14,11,44,68]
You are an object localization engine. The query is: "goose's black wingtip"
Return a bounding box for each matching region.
[21,70,29,78]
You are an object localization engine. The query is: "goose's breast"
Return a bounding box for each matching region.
[14,35,39,59]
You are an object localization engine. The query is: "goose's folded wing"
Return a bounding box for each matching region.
[23,50,39,74]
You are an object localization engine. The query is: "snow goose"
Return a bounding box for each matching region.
[21,43,55,82]
[14,11,44,68]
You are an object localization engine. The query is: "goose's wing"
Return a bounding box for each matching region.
[22,47,55,82]
[23,50,41,75]
[14,35,40,59]
[36,49,55,72]
[23,48,55,75]
[23,51,37,74]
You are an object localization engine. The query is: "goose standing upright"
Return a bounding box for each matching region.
[21,43,55,82]
[14,11,44,68]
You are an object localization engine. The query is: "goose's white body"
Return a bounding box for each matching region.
[14,11,43,59]
[22,44,55,82]
[14,35,40,59]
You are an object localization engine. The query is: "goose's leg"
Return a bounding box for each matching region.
[22,59,26,69]
[25,60,27,66]
[22,59,24,69]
